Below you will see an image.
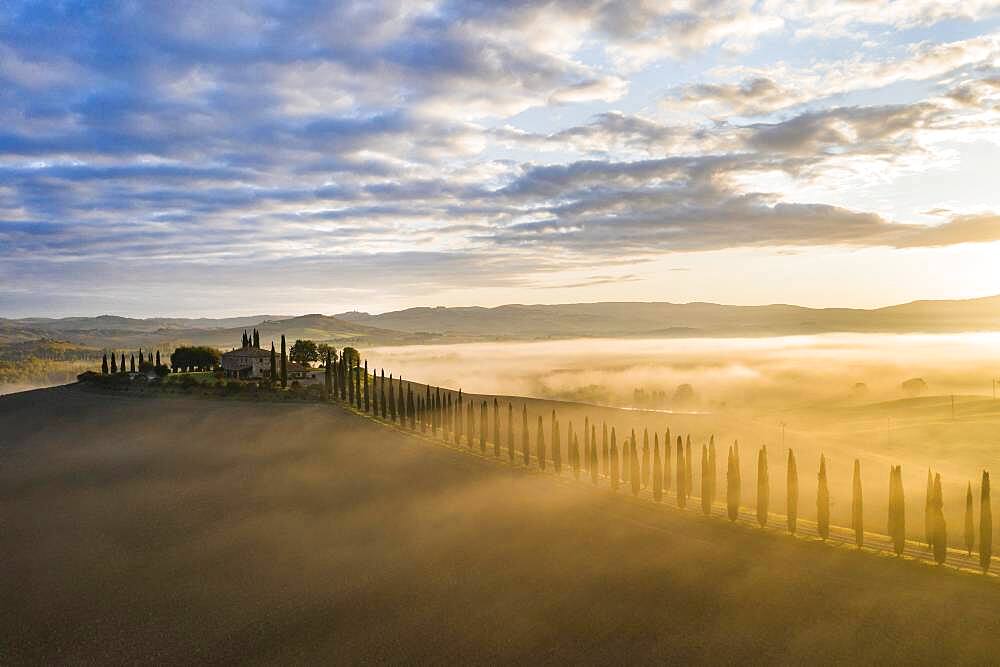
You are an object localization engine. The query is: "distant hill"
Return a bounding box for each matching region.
[337,294,1000,338]
[0,313,439,350]
[186,314,437,350]
[4,294,1000,349]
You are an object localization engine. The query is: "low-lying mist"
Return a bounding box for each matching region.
[367,333,1000,410]
[367,333,1000,540]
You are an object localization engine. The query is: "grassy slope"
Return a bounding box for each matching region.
[2,387,999,663]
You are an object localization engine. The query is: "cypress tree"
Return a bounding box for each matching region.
[512,403,528,470]
[101,354,109,375]
[111,353,118,374]
[493,398,500,457]
[349,360,356,406]
[395,377,402,424]
[430,387,436,431]
[685,435,693,494]
[610,428,619,492]
[270,343,277,384]
[357,363,364,411]
[333,352,340,397]
[852,459,863,547]
[448,391,455,438]
[932,473,947,564]
[407,378,412,424]
[129,354,135,373]
[408,387,415,429]
[890,466,906,556]
[727,445,739,522]
[279,336,287,388]
[641,429,650,488]
[664,428,672,493]
[396,375,410,426]
[454,388,462,442]
[980,471,992,573]
[480,401,487,452]
[622,428,630,484]
[338,355,346,400]
[601,422,609,475]
[701,444,710,515]
[568,422,577,477]
[400,377,408,424]
[434,387,440,433]
[324,351,333,399]
[965,481,975,556]
[652,434,663,502]
[381,370,387,419]
[364,361,370,412]
[888,466,898,553]
[552,413,562,474]
[787,449,798,534]
[925,468,934,549]
[424,385,431,427]
[343,356,349,400]
[590,425,598,484]
[388,375,396,421]
[536,414,545,470]
[466,400,474,448]
[521,405,530,466]
[630,431,640,496]
[120,353,126,374]
[138,349,144,366]
[446,393,452,438]
[155,350,161,367]
[400,381,407,424]
[583,417,590,473]
[756,446,769,528]
[676,436,686,508]
[817,454,829,540]
[508,402,515,462]
[707,435,716,509]
[415,385,421,427]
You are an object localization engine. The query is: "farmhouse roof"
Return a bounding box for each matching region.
[221,346,270,359]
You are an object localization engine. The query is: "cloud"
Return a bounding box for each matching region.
[1,1,999,314]
[775,0,1000,40]
[668,33,1000,117]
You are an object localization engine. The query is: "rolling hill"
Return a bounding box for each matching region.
[337,294,1000,338]
[4,294,1000,350]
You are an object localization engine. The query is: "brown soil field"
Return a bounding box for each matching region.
[2,385,1000,664]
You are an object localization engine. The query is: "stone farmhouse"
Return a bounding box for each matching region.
[220,329,272,379]
[220,329,323,383]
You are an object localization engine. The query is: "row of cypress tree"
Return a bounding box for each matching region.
[100,349,163,374]
[316,349,995,574]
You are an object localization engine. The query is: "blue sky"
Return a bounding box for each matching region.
[1,0,999,317]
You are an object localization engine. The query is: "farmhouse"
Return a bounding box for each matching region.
[286,362,321,383]
[221,330,272,379]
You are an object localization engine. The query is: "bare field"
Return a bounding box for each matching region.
[3,386,1000,663]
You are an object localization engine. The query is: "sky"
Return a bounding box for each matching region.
[2,1,1000,318]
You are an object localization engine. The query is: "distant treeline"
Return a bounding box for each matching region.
[0,340,103,386]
